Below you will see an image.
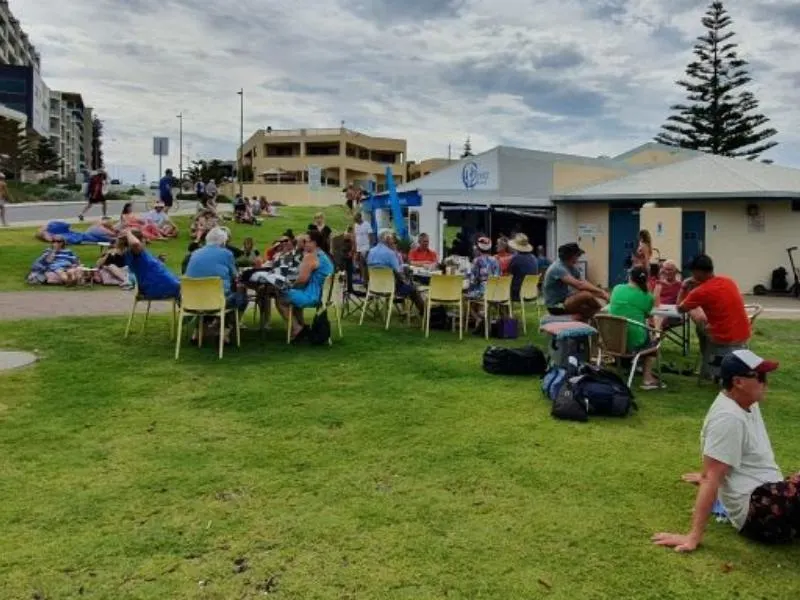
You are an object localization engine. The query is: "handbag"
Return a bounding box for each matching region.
[308,274,335,346]
[490,318,519,339]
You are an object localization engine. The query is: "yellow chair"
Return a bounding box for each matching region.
[467,275,513,340]
[286,274,342,345]
[517,274,541,334]
[359,267,397,330]
[124,281,177,339]
[423,274,464,340]
[175,277,240,360]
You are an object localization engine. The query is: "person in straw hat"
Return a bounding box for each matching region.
[507,233,540,302]
[541,242,609,321]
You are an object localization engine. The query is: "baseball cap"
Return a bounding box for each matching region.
[720,349,779,381]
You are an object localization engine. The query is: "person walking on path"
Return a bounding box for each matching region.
[78,169,108,221]
[0,172,10,226]
[159,169,175,213]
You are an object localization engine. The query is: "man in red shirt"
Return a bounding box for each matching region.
[408,233,438,267]
[679,254,751,378]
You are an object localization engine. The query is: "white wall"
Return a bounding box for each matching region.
[699,201,800,292]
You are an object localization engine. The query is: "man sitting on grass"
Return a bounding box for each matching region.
[541,242,608,320]
[653,350,799,551]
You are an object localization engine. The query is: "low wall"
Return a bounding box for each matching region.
[219,183,344,206]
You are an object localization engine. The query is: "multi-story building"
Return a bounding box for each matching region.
[407,158,456,182]
[49,90,87,179]
[0,64,49,137]
[240,127,407,194]
[0,1,41,70]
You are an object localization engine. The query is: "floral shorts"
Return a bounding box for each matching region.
[740,473,800,544]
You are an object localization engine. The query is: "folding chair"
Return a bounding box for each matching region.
[175,277,240,360]
[517,274,541,334]
[467,275,514,340]
[124,281,177,339]
[593,314,663,388]
[359,267,397,330]
[423,274,464,340]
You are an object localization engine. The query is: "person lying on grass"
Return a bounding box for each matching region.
[653,350,799,552]
[27,236,81,285]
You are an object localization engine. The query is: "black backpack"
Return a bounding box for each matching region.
[572,364,637,417]
[771,267,788,292]
[482,345,548,376]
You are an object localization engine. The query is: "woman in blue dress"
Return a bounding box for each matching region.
[278,229,334,341]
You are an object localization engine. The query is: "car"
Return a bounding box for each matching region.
[110,179,121,185]
[149,181,159,190]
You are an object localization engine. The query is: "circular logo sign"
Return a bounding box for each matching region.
[461,162,480,189]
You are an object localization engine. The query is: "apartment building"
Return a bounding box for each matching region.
[49,90,88,179]
[240,127,407,193]
[0,1,41,71]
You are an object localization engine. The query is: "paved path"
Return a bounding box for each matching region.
[0,290,172,321]
[0,290,798,322]
[3,198,202,228]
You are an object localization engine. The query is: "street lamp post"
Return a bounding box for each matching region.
[177,112,183,185]
[237,88,244,198]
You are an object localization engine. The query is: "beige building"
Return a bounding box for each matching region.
[407,158,455,182]
[552,144,800,292]
[235,127,406,204]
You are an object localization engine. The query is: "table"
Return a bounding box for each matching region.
[652,304,690,356]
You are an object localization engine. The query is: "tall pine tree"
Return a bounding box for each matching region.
[91,116,104,170]
[460,136,473,158]
[654,1,777,160]
[30,138,61,173]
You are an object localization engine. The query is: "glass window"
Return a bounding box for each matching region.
[0,78,26,94]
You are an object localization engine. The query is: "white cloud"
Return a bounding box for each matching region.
[10,0,800,183]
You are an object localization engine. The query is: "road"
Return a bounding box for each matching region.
[3,197,202,227]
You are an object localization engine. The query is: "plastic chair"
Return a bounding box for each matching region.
[359,267,397,330]
[467,276,513,340]
[124,280,177,339]
[423,274,464,340]
[175,277,240,360]
[593,314,663,388]
[517,274,541,334]
[286,274,342,345]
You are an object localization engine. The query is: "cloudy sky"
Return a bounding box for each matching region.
[12,0,800,182]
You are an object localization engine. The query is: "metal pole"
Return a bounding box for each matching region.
[238,89,244,197]
[177,112,183,184]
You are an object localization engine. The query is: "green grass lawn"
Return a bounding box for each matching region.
[0,205,352,292]
[1,310,799,599]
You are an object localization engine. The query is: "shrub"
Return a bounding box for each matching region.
[176,193,198,201]
[42,188,78,202]
[63,183,82,192]
[105,191,123,201]
[125,187,145,196]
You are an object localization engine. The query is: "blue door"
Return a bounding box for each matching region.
[608,208,640,285]
[681,211,706,276]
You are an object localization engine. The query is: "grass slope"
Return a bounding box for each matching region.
[0,205,352,292]
[0,314,799,599]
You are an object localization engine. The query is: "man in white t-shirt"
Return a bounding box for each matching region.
[353,211,374,281]
[653,350,799,551]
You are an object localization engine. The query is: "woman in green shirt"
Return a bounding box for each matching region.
[609,266,662,390]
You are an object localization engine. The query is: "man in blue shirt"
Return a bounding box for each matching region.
[121,229,180,300]
[542,242,608,321]
[367,229,425,314]
[185,227,248,315]
[159,169,174,212]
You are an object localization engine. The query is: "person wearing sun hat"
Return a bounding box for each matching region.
[541,242,609,321]
[507,233,540,301]
[653,349,800,551]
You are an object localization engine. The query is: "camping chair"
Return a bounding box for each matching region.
[745,304,763,325]
[359,267,397,330]
[593,314,664,388]
[423,274,464,340]
[175,277,240,360]
[288,274,342,344]
[340,262,366,319]
[467,275,514,340]
[124,280,177,339]
[517,274,541,334]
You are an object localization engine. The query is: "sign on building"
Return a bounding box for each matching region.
[308,164,322,192]
[153,137,169,156]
